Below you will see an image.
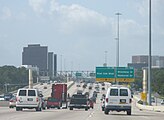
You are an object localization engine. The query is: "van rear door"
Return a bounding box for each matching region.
[119,89,129,104]
[17,90,28,105]
[108,88,119,105]
[27,90,38,105]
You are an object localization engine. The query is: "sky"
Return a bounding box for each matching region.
[0,0,164,71]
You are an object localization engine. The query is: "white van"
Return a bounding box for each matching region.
[16,88,43,111]
[104,85,132,115]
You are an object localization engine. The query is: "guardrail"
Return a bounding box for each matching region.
[133,95,164,112]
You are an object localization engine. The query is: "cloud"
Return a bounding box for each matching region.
[0,7,12,20]
[28,0,47,14]
[49,0,111,36]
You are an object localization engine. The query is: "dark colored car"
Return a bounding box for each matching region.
[4,93,13,101]
[88,99,94,109]
[69,94,89,111]
[47,97,61,109]
[41,98,47,110]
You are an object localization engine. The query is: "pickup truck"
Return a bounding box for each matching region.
[69,94,89,111]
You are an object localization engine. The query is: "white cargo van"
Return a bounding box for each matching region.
[104,85,132,115]
[16,88,43,111]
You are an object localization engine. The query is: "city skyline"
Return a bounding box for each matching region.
[0,0,164,71]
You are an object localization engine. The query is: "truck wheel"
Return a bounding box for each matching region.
[104,109,109,115]
[58,107,60,109]
[16,107,19,111]
[127,110,131,115]
[85,108,88,111]
[36,107,42,111]
[70,107,73,110]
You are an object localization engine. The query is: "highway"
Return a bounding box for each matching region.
[0,82,164,120]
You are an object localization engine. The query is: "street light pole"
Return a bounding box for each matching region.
[148,0,152,106]
[115,12,122,67]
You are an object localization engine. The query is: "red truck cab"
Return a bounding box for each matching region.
[47,97,61,109]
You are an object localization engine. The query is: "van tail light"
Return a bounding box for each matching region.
[106,98,108,103]
[16,97,19,101]
[129,98,132,103]
[36,98,38,102]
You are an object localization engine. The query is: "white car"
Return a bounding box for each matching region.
[161,99,164,105]
[104,85,132,115]
[0,95,5,101]
[16,88,43,111]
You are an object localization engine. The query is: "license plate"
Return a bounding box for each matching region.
[120,99,126,103]
[27,98,33,101]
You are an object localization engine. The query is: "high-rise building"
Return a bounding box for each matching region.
[132,55,148,64]
[48,52,54,77]
[54,54,57,76]
[22,44,48,74]
[129,55,164,69]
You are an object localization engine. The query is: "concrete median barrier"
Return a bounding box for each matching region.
[134,95,164,112]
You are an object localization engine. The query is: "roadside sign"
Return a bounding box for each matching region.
[116,67,134,82]
[89,73,95,77]
[76,72,82,77]
[96,67,134,82]
[96,67,115,82]
[141,92,147,101]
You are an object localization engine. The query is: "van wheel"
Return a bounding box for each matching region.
[104,109,109,114]
[16,107,22,111]
[36,107,42,111]
[127,110,131,115]
[85,108,88,111]
[58,107,60,109]
[70,107,73,110]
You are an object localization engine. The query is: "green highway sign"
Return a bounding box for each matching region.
[96,67,134,82]
[96,67,115,78]
[76,72,82,77]
[89,73,96,77]
[116,67,134,78]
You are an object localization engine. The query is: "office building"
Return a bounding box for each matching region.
[22,44,48,75]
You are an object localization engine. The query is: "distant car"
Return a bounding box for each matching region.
[151,97,155,103]
[77,90,83,94]
[9,96,16,108]
[44,86,47,89]
[0,95,5,101]
[89,86,92,90]
[88,99,94,109]
[76,84,81,87]
[161,99,164,105]
[102,87,105,90]
[4,93,13,101]
[41,98,47,110]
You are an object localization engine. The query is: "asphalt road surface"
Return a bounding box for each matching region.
[0,82,164,120]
